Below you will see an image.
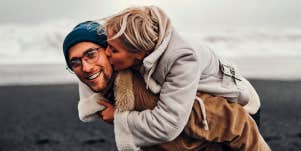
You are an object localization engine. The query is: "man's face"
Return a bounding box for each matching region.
[69,42,113,92]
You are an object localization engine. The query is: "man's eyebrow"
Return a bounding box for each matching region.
[69,47,97,61]
[69,56,80,61]
[83,47,97,54]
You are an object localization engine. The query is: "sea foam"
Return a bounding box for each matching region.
[0,21,301,85]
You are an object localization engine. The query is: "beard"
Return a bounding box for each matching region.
[80,67,112,93]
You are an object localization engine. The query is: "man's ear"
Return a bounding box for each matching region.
[135,51,146,60]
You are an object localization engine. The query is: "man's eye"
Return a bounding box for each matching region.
[86,50,98,59]
[70,59,81,68]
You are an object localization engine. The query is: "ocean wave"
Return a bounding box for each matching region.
[1,21,301,84]
[0,21,301,64]
[0,21,75,64]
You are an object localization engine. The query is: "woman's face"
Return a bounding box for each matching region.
[105,28,145,71]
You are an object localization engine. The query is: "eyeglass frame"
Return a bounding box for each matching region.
[66,47,101,74]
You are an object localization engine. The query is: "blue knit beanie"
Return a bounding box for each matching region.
[63,21,107,69]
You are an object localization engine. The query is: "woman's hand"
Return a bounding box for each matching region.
[97,100,115,124]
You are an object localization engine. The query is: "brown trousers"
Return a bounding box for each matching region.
[131,71,270,151]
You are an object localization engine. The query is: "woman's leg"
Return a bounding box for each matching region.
[182,92,270,151]
[131,72,269,151]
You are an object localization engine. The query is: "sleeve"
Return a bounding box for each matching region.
[114,50,202,150]
[77,81,106,122]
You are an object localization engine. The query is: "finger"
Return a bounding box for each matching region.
[100,107,109,114]
[97,100,112,107]
[102,116,108,121]
[101,109,107,116]
[102,116,112,123]
[102,113,110,121]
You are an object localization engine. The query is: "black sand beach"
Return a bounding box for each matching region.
[0,80,301,151]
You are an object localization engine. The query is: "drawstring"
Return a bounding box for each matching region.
[195,96,209,130]
[145,73,150,90]
[145,65,156,90]
[147,73,151,90]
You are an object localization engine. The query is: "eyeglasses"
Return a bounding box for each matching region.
[67,47,101,73]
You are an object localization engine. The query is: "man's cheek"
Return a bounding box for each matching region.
[97,72,108,85]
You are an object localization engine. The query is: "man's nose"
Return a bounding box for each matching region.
[81,59,93,72]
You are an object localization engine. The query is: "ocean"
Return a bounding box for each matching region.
[0,21,301,85]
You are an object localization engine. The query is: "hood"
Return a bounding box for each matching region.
[142,6,173,72]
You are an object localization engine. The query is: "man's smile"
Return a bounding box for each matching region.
[85,71,101,80]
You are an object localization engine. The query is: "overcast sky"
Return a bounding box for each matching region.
[1,0,301,28]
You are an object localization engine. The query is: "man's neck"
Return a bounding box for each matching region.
[100,72,116,103]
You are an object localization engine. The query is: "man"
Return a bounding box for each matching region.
[63,21,270,151]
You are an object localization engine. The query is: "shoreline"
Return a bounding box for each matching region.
[1,55,301,86]
[1,78,301,87]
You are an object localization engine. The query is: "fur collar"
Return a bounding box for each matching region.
[114,70,135,112]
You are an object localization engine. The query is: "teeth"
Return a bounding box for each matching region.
[87,72,100,80]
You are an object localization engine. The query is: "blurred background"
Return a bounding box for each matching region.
[1,0,301,84]
[0,0,301,151]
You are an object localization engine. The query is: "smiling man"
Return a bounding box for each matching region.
[63,21,113,93]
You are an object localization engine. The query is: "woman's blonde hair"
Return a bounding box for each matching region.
[102,6,169,54]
